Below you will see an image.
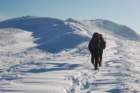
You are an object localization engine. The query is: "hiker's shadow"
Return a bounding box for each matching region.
[22,62,80,73]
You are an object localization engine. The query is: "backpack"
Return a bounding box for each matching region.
[88,36,100,52]
[88,34,106,53]
[100,38,106,50]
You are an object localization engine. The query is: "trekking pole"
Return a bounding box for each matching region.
[84,52,90,69]
[87,53,90,63]
[104,31,107,61]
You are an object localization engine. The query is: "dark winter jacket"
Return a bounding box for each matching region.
[88,34,106,55]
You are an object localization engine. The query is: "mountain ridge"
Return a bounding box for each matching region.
[0,16,139,53]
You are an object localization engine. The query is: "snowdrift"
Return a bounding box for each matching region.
[0,16,139,53]
[0,17,140,93]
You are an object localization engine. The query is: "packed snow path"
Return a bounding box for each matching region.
[0,37,140,93]
[67,39,140,93]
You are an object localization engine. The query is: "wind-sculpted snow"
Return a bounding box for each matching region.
[0,16,89,53]
[0,16,139,53]
[0,28,37,52]
[94,19,140,41]
[0,17,140,93]
[0,34,140,93]
[67,18,140,40]
[0,28,48,81]
[66,37,140,93]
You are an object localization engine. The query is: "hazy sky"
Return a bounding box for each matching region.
[0,0,140,33]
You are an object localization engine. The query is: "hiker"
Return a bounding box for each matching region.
[98,34,106,67]
[88,32,106,70]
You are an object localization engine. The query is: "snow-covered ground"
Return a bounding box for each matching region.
[0,17,140,93]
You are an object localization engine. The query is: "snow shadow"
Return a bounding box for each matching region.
[106,88,135,93]
[0,89,34,93]
[22,62,80,73]
[107,88,122,93]
[0,89,22,93]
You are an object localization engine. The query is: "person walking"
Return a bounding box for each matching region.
[88,32,106,70]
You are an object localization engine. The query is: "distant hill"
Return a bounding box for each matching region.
[0,16,139,53]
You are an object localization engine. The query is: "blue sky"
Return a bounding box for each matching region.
[0,0,140,33]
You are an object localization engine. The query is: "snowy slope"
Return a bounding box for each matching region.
[0,17,140,93]
[0,16,89,53]
[0,16,139,53]
[0,28,37,53]
[0,28,51,80]
[66,18,140,41]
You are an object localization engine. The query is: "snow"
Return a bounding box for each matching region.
[0,17,140,93]
[0,28,37,53]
